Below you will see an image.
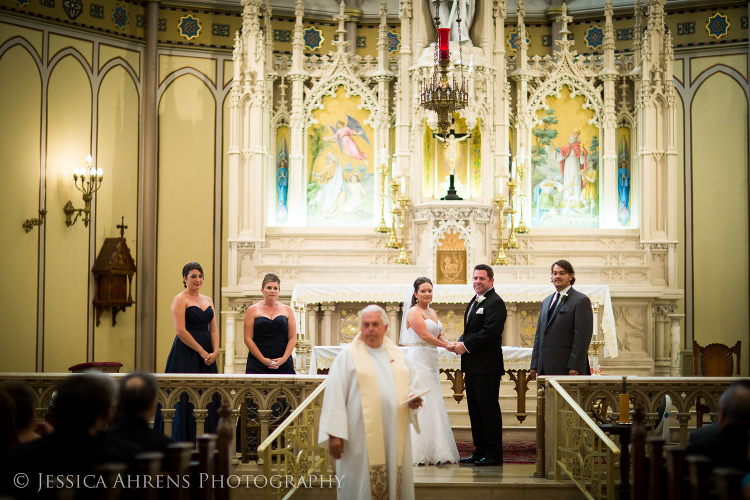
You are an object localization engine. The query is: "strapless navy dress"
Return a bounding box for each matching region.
[245,316,295,374]
[155,306,220,441]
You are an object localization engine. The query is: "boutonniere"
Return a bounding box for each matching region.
[559,294,568,305]
[476,295,486,304]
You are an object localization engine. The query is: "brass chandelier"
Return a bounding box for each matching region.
[419,0,469,139]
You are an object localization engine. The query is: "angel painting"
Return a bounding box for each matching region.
[325,115,371,164]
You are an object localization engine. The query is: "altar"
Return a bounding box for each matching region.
[289,283,617,358]
[309,345,536,422]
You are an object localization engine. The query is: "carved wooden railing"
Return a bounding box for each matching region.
[548,379,620,500]
[0,373,326,452]
[257,380,330,500]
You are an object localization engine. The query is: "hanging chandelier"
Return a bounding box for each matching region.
[419,0,469,140]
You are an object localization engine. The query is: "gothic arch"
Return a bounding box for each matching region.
[302,74,380,130]
[527,73,604,129]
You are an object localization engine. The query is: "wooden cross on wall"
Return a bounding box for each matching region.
[117,216,128,238]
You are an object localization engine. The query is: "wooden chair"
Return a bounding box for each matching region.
[648,438,666,500]
[692,340,741,427]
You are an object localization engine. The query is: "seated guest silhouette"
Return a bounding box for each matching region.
[0,381,51,446]
[110,372,172,465]
[3,374,141,500]
[687,379,750,471]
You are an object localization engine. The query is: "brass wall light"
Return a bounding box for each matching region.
[64,155,103,227]
[22,209,47,233]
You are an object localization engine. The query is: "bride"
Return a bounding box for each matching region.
[403,277,461,465]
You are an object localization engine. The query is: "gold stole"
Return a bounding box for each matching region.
[350,334,410,500]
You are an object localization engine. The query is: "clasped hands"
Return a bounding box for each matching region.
[445,341,467,355]
[265,357,286,369]
[202,351,218,366]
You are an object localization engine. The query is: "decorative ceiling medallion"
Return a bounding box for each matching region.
[112,4,129,31]
[706,12,730,39]
[505,30,531,52]
[387,30,400,53]
[178,14,202,40]
[13,0,30,8]
[303,26,324,51]
[585,26,605,49]
[63,0,83,20]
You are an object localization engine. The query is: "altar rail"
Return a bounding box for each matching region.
[0,373,327,458]
[538,376,733,480]
[257,380,330,500]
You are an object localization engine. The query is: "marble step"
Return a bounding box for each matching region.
[229,463,584,500]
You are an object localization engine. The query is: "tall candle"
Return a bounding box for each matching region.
[401,174,406,193]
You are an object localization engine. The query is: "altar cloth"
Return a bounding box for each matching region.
[308,345,533,374]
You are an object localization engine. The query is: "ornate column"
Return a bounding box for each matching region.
[321,304,336,346]
[386,304,400,344]
[394,0,412,195]
[600,0,619,228]
[307,304,319,346]
[135,0,160,370]
[257,410,273,450]
[653,305,675,376]
[505,304,520,346]
[230,408,241,464]
[668,313,684,376]
[161,409,176,438]
[222,310,240,374]
[374,0,394,211]
[193,409,208,436]
[493,0,509,200]
[287,0,308,226]
[511,0,533,217]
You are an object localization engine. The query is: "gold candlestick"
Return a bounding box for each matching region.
[493,196,509,265]
[375,164,389,233]
[395,195,411,264]
[516,161,529,234]
[506,180,519,249]
[386,179,400,249]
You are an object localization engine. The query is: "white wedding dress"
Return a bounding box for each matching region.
[406,319,461,465]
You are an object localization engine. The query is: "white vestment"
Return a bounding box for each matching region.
[318,344,419,500]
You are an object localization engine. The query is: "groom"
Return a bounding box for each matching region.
[454,264,507,466]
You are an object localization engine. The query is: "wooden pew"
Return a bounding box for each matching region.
[92,463,127,500]
[664,445,689,500]
[686,455,713,500]
[713,468,744,500]
[167,443,194,500]
[215,401,233,500]
[134,452,164,500]
[647,438,666,500]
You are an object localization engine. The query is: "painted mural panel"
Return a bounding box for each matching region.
[617,126,632,227]
[275,126,290,225]
[531,85,600,228]
[306,86,374,226]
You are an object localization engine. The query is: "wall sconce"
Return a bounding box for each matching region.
[64,155,103,227]
[22,209,47,233]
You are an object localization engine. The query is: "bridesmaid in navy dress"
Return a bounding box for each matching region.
[158,262,220,441]
[244,273,296,374]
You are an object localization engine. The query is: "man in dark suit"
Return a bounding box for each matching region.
[455,264,507,466]
[110,372,172,461]
[530,260,593,379]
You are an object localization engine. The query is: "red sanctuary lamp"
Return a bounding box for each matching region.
[438,27,450,60]
[418,0,468,140]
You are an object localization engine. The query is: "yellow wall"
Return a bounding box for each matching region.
[44,54,92,372]
[156,73,216,371]
[0,44,41,372]
[93,65,140,371]
[691,70,749,373]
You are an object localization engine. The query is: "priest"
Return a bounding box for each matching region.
[319,304,423,500]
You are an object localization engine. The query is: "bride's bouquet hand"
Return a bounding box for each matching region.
[445,342,457,352]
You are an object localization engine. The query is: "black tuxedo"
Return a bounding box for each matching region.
[458,287,507,461]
